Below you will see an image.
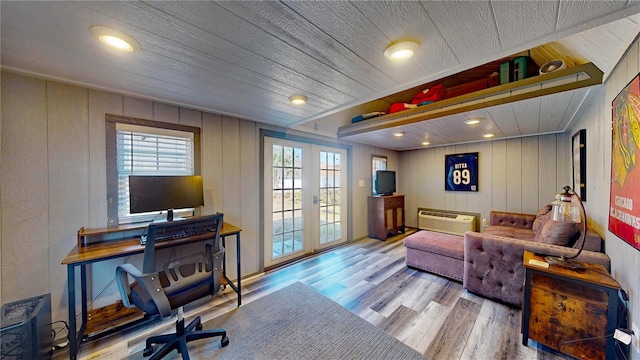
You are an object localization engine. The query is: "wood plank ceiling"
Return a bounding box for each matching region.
[1,1,639,150]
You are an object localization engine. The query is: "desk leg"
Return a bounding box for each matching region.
[81,265,88,326]
[236,233,241,306]
[68,264,88,360]
[522,269,532,346]
[67,265,77,360]
[221,234,241,307]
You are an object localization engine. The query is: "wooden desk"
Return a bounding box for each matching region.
[62,221,242,360]
[521,251,620,360]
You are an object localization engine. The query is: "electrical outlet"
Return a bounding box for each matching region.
[633,322,639,353]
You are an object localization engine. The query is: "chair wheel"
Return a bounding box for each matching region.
[196,323,203,331]
[221,335,229,347]
[143,346,154,357]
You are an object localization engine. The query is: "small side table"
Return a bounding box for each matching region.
[521,251,620,360]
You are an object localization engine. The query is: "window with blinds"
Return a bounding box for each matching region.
[116,123,195,223]
[372,155,387,195]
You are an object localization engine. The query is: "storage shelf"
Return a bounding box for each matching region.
[337,62,603,138]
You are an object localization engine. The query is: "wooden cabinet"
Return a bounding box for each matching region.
[522,251,620,360]
[367,195,404,240]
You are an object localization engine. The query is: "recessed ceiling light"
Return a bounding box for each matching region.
[384,40,419,61]
[289,95,308,105]
[465,119,481,125]
[393,131,405,137]
[91,25,140,52]
[422,141,430,146]
[483,133,494,138]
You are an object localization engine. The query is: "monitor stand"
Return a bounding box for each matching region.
[151,209,184,223]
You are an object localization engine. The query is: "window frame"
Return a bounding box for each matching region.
[105,114,201,226]
[371,155,387,195]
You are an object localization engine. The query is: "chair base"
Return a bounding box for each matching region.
[144,316,228,360]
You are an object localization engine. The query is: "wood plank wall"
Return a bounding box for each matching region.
[0,71,265,324]
[0,70,394,325]
[569,37,639,352]
[398,134,571,229]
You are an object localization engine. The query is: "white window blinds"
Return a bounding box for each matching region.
[116,123,195,223]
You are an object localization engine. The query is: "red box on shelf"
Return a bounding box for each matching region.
[445,75,499,99]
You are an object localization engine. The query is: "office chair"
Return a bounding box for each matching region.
[116,213,229,359]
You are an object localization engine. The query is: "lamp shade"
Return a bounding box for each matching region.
[551,190,581,223]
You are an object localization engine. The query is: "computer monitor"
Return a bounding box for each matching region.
[129,175,204,221]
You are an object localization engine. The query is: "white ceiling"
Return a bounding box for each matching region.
[2,1,639,150]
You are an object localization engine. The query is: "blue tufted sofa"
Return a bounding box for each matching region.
[462,207,610,307]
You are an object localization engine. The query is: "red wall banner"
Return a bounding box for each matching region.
[609,73,640,250]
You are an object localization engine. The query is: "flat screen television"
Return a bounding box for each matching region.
[375,170,396,196]
[129,175,204,221]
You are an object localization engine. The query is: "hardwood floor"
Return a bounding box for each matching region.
[60,229,564,360]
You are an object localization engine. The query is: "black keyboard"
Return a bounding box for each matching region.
[155,226,207,242]
[140,214,223,245]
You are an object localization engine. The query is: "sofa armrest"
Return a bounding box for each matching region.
[463,231,610,307]
[490,211,536,229]
[581,229,603,252]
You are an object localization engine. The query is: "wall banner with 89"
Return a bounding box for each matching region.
[445,152,478,192]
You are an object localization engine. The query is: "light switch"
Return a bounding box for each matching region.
[358,180,365,187]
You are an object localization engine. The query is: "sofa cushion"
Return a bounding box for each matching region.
[532,204,552,235]
[535,218,580,247]
[404,231,465,281]
[484,226,535,241]
[490,211,536,229]
[403,231,464,260]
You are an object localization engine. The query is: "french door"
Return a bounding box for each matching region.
[263,137,348,267]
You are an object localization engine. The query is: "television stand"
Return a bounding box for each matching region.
[367,195,404,240]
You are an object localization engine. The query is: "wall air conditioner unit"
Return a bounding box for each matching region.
[418,210,476,236]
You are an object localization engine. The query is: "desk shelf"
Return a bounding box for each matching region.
[85,301,146,339]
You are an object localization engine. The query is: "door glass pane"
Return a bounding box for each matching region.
[271,144,304,259]
[294,230,303,251]
[273,146,283,167]
[319,150,342,244]
[272,234,283,257]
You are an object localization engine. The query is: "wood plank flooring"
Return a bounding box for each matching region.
[59,229,565,360]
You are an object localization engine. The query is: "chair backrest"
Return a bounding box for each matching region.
[116,213,225,316]
[142,213,224,273]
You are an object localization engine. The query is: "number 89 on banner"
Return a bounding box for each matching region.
[445,152,478,192]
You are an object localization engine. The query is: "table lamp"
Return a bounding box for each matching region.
[544,186,587,270]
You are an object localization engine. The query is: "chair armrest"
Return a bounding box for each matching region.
[115,263,172,316]
[489,211,536,229]
[115,263,140,309]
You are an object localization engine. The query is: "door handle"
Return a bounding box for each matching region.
[313,195,318,205]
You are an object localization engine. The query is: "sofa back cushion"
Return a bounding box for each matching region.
[535,217,580,247]
[484,226,535,241]
[489,211,536,229]
[532,205,552,234]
